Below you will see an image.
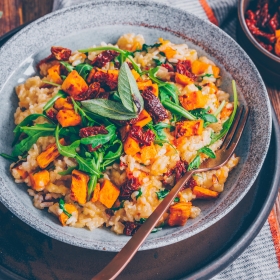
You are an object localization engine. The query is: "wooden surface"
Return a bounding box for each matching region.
[0,0,279,230]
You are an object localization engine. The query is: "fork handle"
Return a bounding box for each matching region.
[92,170,194,280]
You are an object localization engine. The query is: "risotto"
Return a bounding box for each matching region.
[2,33,239,235]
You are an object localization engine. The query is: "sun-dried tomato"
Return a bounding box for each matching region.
[142,88,168,123]
[46,109,57,122]
[183,176,197,190]
[176,60,196,80]
[79,125,108,138]
[129,126,155,146]
[51,46,72,61]
[91,50,119,68]
[174,160,187,182]
[86,82,101,99]
[36,54,55,70]
[161,63,174,72]
[127,62,134,70]
[106,72,118,90]
[123,221,140,236]
[119,177,140,201]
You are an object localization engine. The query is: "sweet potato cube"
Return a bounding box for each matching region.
[59,204,78,226]
[70,169,89,205]
[61,70,88,98]
[212,65,220,78]
[276,29,280,39]
[12,165,28,179]
[179,91,208,111]
[86,68,96,83]
[140,143,157,162]
[176,120,204,137]
[29,170,50,192]
[168,202,192,226]
[56,109,82,127]
[149,83,159,97]
[91,183,101,203]
[37,138,66,169]
[220,103,233,119]
[275,37,280,57]
[48,64,63,84]
[163,47,176,60]
[124,136,141,156]
[135,109,152,127]
[131,69,140,81]
[191,60,209,75]
[54,97,74,110]
[99,179,120,208]
[108,69,119,84]
[193,186,219,199]
[137,80,153,90]
[175,73,194,86]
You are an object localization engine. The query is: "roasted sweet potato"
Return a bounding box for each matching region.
[12,165,28,179]
[107,69,119,90]
[29,170,50,191]
[193,186,219,199]
[124,136,141,156]
[131,69,140,81]
[61,70,88,98]
[140,143,157,162]
[167,202,192,226]
[37,138,66,169]
[70,169,89,205]
[59,204,78,226]
[163,47,176,60]
[275,37,280,57]
[91,183,101,203]
[56,109,82,127]
[137,80,152,90]
[135,109,152,127]
[191,60,209,75]
[212,65,220,78]
[179,91,208,111]
[176,120,204,138]
[175,73,193,86]
[54,97,74,110]
[220,103,233,119]
[99,179,120,208]
[47,64,63,84]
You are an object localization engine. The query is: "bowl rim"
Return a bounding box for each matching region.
[0,0,272,251]
[238,0,280,63]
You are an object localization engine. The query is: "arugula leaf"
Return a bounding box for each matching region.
[136,189,142,200]
[198,147,216,158]
[102,139,123,168]
[12,123,56,157]
[189,108,217,124]
[60,61,74,72]
[156,189,169,200]
[146,122,173,141]
[153,58,164,66]
[59,198,72,218]
[142,43,162,52]
[42,80,60,87]
[12,113,53,146]
[58,166,77,176]
[43,90,67,113]
[195,85,202,90]
[201,73,213,78]
[81,99,138,120]
[174,197,180,202]
[187,154,201,171]
[110,91,121,103]
[75,155,100,176]
[159,83,180,105]
[118,62,144,113]
[214,100,226,117]
[55,125,80,158]
[75,63,93,80]
[0,153,18,161]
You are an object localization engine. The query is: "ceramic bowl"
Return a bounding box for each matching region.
[238,0,280,85]
[0,0,271,251]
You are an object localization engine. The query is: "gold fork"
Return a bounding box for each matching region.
[92,106,250,280]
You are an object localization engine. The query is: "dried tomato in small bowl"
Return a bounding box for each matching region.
[238,0,280,85]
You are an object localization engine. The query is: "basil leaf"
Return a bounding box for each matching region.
[188,155,201,171]
[12,113,53,146]
[81,99,138,120]
[118,62,143,113]
[80,124,116,149]
[12,123,56,157]
[58,166,77,175]
[75,63,93,80]
[60,61,74,72]
[43,90,67,113]
[59,198,72,218]
[198,147,216,159]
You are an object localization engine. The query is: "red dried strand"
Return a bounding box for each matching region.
[176,60,196,80]
[161,63,174,72]
[79,125,108,138]
[129,126,155,146]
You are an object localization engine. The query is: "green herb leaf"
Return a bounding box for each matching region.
[174,197,180,202]
[12,123,56,157]
[59,198,72,218]
[43,90,67,113]
[136,189,142,200]
[60,61,74,72]
[75,155,100,176]
[201,73,213,78]
[142,43,162,52]
[75,63,93,80]
[188,154,201,171]
[118,62,144,113]
[58,166,77,175]
[42,80,60,87]
[153,58,163,66]
[111,200,125,211]
[156,189,169,200]
[195,85,202,90]
[0,153,18,162]
[81,99,138,120]
[159,83,180,105]
[189,108,217,124]
[198,147,216,158]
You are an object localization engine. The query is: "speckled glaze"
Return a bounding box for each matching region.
[0,0,271,252]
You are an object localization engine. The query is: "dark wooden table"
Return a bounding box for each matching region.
[0,0,280,277]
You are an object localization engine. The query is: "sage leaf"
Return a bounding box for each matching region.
[81,99,138,120]
[118,62,143,113]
